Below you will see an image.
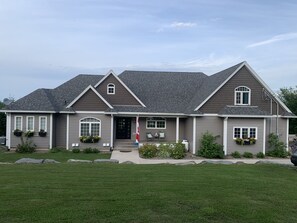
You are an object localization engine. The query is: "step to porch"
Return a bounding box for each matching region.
[114,140,138,151]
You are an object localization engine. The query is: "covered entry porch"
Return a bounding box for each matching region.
[110,114,189,150]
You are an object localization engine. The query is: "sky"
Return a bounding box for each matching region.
[0,0,297,100]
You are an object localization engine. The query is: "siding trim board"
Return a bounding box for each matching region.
[67,85,113,109]
[50,114,53,149]
[94,70,146,107]
[195,62,245,111]
[66,114,69,150]
[263,119,266,154]
[6,113,11,148]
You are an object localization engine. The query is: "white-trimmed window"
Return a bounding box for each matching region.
[80,117,101,136]
[26,116,34,131]
[107,83,115,95]
[39,116,47,131]
[14,116,23,130]
[146,117,166,129]
[235,86,251,105]
[233,127,257,139]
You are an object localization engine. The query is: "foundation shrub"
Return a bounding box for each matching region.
[198,132,224,159]
[266,133,288,158]
[157,144,172,158]
[243,152,253,158]
[170,142,186,159]
[256,152,265,158]
[139,144,158,158]
[231,151,241,158]
[15,141,36,153]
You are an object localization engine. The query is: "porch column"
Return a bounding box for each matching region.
[176,117,180,143]
[192,117,196,154]
[223,117,228,155]
[110,115,114,148]
[49,114,53,149]
[6,113,11,149]
[66,114,69,150]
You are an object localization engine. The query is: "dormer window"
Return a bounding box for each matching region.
[107,83,115,95]
[235,86,251,105]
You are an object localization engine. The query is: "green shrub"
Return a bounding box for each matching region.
[266,133,288,158]
[157,144,172,158]
[83,148,99,154]
[72,148,81,153]
[15,141,36,153]
[197,132,224,159]
[231,151,241,158]
[243,152,253,158]
[256,152,265,158]
[170,142,186,159]
[139,144,158,158]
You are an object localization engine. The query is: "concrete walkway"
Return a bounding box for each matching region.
[111,150,293,165]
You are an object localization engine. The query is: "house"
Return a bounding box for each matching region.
[1,61,295,155]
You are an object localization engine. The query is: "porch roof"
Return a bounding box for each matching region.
[218,106,271,117]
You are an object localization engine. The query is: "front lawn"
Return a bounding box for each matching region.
[0,164,297,222]
[0,150,111,162]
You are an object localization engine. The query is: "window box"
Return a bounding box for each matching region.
[13,129,23,137]
[79,136,101,143]
[235,138,256,145]
[25,131,34,138]
[38,130,47,137]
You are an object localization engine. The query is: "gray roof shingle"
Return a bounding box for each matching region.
[119,70,207,113]
[218,106,271,116]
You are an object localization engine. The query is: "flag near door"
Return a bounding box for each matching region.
[135,116,140,144]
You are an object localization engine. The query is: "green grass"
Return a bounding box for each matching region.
[0,164,297,222]
[0,150,111,162]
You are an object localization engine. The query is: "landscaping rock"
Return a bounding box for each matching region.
[201,160,234,165]
[0,162,13,165]
[235,161,246,165]
[15,158,44,164]
[43,159,60,164]
[255,160,276,165]
[175,161,196,165]
[94,159,119,163]
[120,161,135,164]
[67,159,92,163]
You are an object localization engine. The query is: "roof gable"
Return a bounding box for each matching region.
[95,70,146,107]
[67,85,113,109]
[194,61,293,115]
[193,62,245,111]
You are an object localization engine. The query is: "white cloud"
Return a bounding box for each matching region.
[169,22,197,28]
[247,32,297,48]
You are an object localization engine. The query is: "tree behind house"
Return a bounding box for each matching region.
[278,86,297,134]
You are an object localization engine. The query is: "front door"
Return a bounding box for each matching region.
[116,117,131,139]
